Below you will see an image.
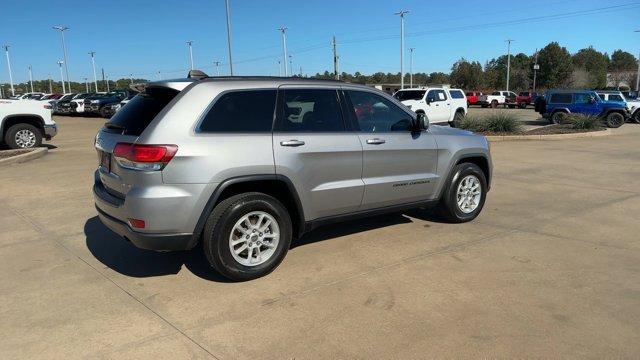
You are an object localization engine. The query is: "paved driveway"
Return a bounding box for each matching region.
[1,116,639,359]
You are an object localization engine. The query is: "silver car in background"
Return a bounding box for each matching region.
[93,71,492,281]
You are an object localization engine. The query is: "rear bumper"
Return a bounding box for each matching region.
[92,171,198,251]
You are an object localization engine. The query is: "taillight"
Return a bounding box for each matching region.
[113,142,178,171]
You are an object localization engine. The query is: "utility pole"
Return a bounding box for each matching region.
[48,74,53,93]
[157,70,162,80]
[224,0,234,75]
[84,77,89,92]
[532,49,539,93]
[53,26,71,91]
[409,48,415,88]
[277,27,289,76]
[277,60,282,76]
[332,36,340,80]
[395,10,409,89]
[106,75,110,92]
[288,54,293,77]
[57,60,66,94]
[3,45,15,96]
[214,61,221,76]
[186,40,194,70]
[101,68,105,92]
[506,39,514,92]
[89,51,98,92]
[635,30,640,92]
[28,65,34,93]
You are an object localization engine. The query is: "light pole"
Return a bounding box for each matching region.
[84,77,89,92]
[53,26,71,91]
[186,40,194,70]
[28,65,34,93]
[288,54,293,77]
[214,61,221,76]
[395,10,409,89]
[57,60,66,94]
[409,47,415,88]
[277,27,289,76]
[48,74,53,93]
[635,30,640,92]
[532,49,539,93]
[106,75,110,92]
[506,39,514,92]
[157,70,162,80]
[277,60,282,76]
[3,45,15,96]
[224,0,234,75]
[130,74,134,84]
[89,51,98,92]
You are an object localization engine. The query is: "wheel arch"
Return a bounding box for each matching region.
[192,175,306,246]
[1,114,45,137]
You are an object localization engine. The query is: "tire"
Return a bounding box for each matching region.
[632,110,640,124]
[508,104,516,109]
[605,112,624,128]
[551,111,567,124]
[437,163,487,223]
[518,103,527,109]
[4,123,42,149]
[202,192,292,281]
[99,107,109,118]
[450,110,465,128]
[490,100,498,108]
[481,104,488,108]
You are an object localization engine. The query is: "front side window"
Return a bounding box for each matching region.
[427,89,447,102]
[549,93,572,104]
[492,91,500,96]
[574,93,594,104]
[276,89,344,132]
[200,90,276,133]
[450,90,465,99]
[346,90,413,133]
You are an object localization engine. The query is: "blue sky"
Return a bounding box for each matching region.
[1,0,639,83]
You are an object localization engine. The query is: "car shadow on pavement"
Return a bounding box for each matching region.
[84,216,231,282]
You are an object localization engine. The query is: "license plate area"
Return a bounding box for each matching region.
[100,151,111,173]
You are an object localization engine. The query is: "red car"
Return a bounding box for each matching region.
[465,91,483,106]
[516,91,538,108]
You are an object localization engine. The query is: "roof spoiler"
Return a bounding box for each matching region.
[188,69,209,80]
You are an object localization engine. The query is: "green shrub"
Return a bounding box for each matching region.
[457,113,522,134]
[564,113,602,130]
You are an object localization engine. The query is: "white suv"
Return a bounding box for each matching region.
[394,87,468,126]
[596,91,640,123]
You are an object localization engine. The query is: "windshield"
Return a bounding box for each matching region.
[393,90,425,101]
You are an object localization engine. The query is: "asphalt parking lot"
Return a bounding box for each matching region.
[1,116,639,358]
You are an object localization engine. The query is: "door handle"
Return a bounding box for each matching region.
[280,140,305,147]
[366,138,386,145]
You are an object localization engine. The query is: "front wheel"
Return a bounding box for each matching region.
[4,123,42,149]
[437,163,487,223]
[202,192,292,281]
[632,110,640,124]
[518,103,527,109]
[551,111,567,124]
[490,100,498,108]
[605,112,624,128]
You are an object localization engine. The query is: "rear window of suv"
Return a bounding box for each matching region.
[449,90,464,99]
[199,90,277,132]
[104,87,178,136]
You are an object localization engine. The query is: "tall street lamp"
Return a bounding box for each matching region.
[53,26,71,91]
[224,0,234,75]
[394,10,409,89]
[277,27,289,76]
[28,65,34,92]
[505,39,514,92]
[3,45,15,96]
[409,47,415,88]
[89,51,98,92]
[186,40,194,70]
[635,30,640,92]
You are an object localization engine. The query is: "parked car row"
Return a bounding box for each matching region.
[52,90,137,117]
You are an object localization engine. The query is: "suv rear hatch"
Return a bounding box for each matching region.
[94,86,179,199]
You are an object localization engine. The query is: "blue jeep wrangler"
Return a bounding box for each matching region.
[535,90,629,128]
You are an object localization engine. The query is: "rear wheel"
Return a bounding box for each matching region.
[4,123,42,149]
[437,163,487,223]
[605,112,624,128]
[450,110,465,128]
[551,111,567,124]
[632,110,640,124]
[490,100,498,108]
[99,107,109,118]
[518,102,527,109]
[202,192,292,281]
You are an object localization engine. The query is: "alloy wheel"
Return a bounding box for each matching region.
[456,175,482,214]
[228,211,280,266]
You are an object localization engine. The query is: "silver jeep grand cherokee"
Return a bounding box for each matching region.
[93,71,492,281]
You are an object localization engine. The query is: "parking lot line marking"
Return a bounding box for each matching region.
[3,202,221,360]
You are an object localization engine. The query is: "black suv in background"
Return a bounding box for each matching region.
[53,93,77,114]
[84,90,137,117]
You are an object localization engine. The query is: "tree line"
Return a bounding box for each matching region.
[313,42,639,91]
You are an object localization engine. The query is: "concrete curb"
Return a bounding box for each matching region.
[0,147,48,167]
[486,129,611,142]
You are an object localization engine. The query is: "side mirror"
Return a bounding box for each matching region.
[417,112,429,130]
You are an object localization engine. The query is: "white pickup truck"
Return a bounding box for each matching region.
[393,86,468,126]
[0,99,57,149]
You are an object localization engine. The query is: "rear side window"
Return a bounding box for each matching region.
[275,89,345,132]
[200,90,277,133]
[609,94,624,102]
[104,87,178,136]
[450,90,464,99]
[427,89,447,102]
[549,93,572,104]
